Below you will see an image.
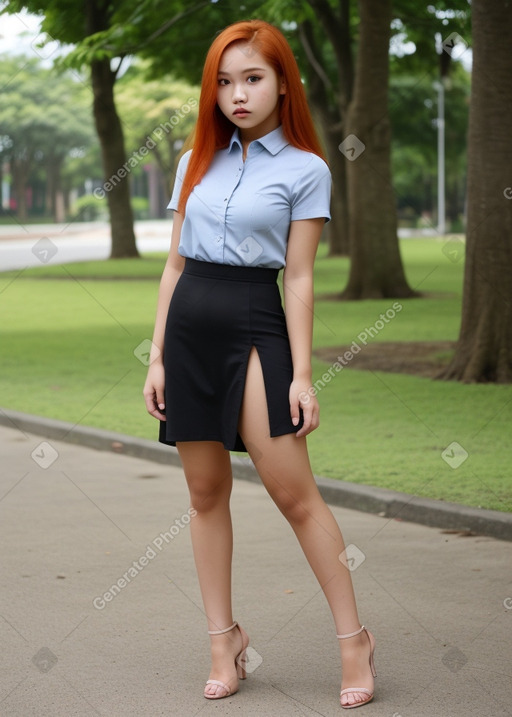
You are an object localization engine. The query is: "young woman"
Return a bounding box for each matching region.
[143,19,376,710]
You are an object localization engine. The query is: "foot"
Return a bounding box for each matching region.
[204,624,247,699]
[339,628,376,708]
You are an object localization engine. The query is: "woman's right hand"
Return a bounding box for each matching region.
[143,361,166,421]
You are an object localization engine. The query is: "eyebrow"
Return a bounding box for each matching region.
[217,67,266,76]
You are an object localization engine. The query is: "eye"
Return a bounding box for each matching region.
[247,75,261,84]
[218,78,230,86]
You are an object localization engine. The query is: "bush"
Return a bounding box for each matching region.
[131,196,149,220]
[69,194,149,222]
[70,194,108,221]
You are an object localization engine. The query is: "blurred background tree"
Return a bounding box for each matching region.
[3,0,222,256]
[114,65,198,218]
[389,66,469,231]
[0,55,94,222]
[2,0,470,265]
[2,0,511,382]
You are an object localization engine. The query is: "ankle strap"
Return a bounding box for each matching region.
[208,621,238,635]
[336,625,365,640]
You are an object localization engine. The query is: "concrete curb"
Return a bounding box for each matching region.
[2,407,511,542]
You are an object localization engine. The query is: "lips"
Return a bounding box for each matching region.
[233,108,250,116]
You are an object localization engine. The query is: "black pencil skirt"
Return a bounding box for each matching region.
[158,258,303,452]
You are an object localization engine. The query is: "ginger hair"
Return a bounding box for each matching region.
[177,19,326,214]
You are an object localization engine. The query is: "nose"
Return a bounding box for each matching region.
[232,82,247,104]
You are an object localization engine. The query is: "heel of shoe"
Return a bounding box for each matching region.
[369,650,377,678]
[236,648,248,679]
[365,628,377,678]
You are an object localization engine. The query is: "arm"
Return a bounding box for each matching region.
[282,217,324,437]
[143,211,185,421]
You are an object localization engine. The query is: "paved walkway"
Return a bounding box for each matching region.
[1,422,511,716]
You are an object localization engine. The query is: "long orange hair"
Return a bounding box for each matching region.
[177,19,327,214]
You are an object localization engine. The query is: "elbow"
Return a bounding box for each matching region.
[283,268,313,289]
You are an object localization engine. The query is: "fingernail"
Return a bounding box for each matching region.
[292,417,298,425]
[158,403,165,409]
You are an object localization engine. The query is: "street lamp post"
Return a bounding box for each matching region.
[437,77,446,235]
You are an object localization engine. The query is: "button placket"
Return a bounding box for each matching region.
[223,166,244,221]
[218,160,245,262]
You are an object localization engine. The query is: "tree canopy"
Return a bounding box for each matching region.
[0,54,94,219]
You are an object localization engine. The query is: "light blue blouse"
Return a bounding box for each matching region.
[167,126,331,269]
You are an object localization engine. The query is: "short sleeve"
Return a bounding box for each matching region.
[290,155,331,223]
[167,150,192,211]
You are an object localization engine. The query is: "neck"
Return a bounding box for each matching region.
[239,114,280,158]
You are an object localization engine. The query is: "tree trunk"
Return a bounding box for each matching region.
[301,7,352,255]
[305,69,350,256]
[46,156,62,221]
[86,0,138,258]
[325,131,350,255]
[90,58,138,258]
[342,0,415,299]
[439,0,512,383]
[11,158,29,222]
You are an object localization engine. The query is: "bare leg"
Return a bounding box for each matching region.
[177,441,245,698]
[238,349,375,707]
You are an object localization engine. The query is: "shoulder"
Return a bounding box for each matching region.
[176,149,193,175]
[281,146,331,183]
[282,149,331,200]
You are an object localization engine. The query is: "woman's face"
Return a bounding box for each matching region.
[217,42,285,139]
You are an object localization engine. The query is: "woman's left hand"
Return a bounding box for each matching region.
[289,379,319,438]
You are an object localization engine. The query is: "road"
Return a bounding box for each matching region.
[0,220,441,273]
[0,220,172,271]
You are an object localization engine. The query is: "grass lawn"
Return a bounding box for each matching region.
[1,239,510,512]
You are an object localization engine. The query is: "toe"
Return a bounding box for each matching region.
[341,689,370,707]
[204,681,229,698]
[340,691,352,707]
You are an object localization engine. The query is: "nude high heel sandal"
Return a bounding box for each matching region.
[204,621,249,700]
[336,625,376,709]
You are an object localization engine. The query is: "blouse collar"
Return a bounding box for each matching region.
[228,125,289,157]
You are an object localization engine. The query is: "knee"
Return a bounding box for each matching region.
[271,487,318,525]
[186,472,232,513]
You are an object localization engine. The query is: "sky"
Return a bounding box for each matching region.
[0,9,63,63]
